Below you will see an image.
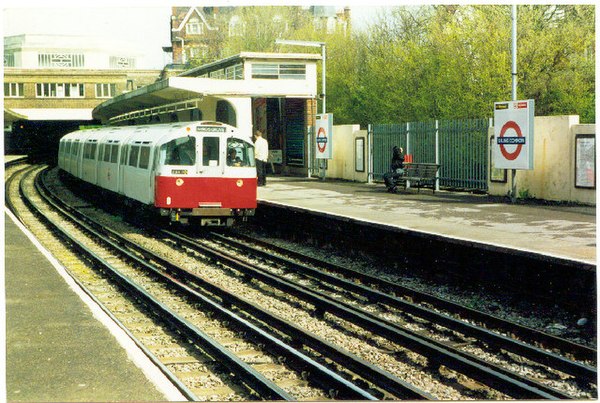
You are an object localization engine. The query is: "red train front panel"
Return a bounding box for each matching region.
[154,175,257,209]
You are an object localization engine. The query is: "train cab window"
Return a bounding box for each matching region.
[226,138,255,167]
[161,136,196,166]
[64,141,71,155]
[139,146,151,169]
[129,145,140,167]
[202,137,220,166]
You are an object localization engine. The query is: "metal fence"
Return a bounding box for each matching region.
[371,118,490,191]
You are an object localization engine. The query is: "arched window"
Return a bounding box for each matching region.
[216,100,236,127]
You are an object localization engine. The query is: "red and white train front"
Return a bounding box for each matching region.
[58,121,257,226]
[154,123,257,225]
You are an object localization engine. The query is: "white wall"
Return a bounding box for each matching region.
[489,116,596,205]
[326,117,595,205]
[325,124,368,182]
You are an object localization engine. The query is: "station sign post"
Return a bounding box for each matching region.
[315,113,333,180]
[315,113,333,159]
[493,99,534,170]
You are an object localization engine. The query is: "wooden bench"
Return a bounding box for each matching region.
[395,162,440,193]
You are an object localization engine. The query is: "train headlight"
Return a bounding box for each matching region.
[176,178,184,186]
[236,179,244,187]
[166,197,172,205]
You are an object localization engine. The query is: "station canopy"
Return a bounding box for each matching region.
[93,52,321,124]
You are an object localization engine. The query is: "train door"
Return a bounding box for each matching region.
[71,140,81,177]
[118,143,129,195]
[199,135,221,177]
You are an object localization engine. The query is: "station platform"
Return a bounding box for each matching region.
[257,176,596,265]
[4,211,185,402]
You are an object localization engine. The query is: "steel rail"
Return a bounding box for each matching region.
[36,170,379,401]
[5,164,35,221]
[18,170,200,401]
[226,232,596,363]
[30,170,296,401]
[211,232,596,383]
[169,231,572,399]
[121,229,435,400]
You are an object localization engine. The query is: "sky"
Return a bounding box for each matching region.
[2,1,394,69]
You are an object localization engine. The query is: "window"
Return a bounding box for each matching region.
[4,52,15,67]
[38,53,84,68]
[202,137,220,166]
[139,146,151,169]
[161,137,196,166]
[96,83,117,98]
[189,47,207,60]
[252,63,306,80]
[129,146,140,167]
[36,83,84,98]
[4,83,24,97]
[226,138,255,168]
[102,144,111,162]
[83,141,98,159]
[110,144,119,163]
[228,16,243,37]
[186,17,203,35]
[121,145,129,165]
[280,64,306,79]
[209,69,225,79]
[225,64,243,80]
[252,63,278,79]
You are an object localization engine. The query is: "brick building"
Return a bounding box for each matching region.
[3,34,162,157]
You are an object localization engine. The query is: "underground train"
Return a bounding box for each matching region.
[58,121,257,226]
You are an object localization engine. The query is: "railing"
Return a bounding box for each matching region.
[372,118,490,192]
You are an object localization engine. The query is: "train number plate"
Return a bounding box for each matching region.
[171,169,188,175]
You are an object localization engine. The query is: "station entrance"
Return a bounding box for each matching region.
[252,97,315,176]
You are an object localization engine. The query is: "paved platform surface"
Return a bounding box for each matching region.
[258,177,596,265]
[4,212,183,402]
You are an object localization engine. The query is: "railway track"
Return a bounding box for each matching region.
[7,165,597,400]
[9,166,380,400]
[164,230,596,400]
[208,231,596,363]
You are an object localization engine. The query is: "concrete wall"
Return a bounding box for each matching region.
[489,115,596,205]
[325,124,369,182]
[326,116,595,205]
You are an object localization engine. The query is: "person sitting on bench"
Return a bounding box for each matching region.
[383,146,404,193]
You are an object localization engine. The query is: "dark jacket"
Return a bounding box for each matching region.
[390,146,404,171]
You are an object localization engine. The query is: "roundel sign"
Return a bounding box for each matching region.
[317,127,327,153]
[315,113,333,159]
[493,100,534,170]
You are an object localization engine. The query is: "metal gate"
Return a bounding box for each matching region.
[372,118,490,191]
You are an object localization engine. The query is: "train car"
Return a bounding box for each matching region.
[58,121,257,226]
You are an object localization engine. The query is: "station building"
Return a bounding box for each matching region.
[3,34,162,157]
[93,52,321,176]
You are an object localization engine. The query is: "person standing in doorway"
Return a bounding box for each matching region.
[254,130,269,186]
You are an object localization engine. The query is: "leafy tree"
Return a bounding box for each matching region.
[187,5,595,125]
[328,4,594,126]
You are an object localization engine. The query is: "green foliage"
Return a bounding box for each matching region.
[190,5,595,126]
[339,5,595,126]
